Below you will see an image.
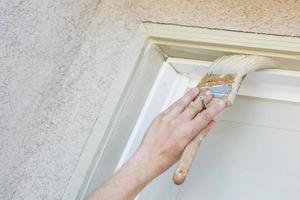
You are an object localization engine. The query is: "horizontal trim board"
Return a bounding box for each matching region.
[144,23,300,53]
[169,57,300,103]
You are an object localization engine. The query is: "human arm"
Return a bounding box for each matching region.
[87,87,225,200]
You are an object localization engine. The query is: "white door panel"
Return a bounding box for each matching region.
[178,121,300,200]
[117,59,300,200]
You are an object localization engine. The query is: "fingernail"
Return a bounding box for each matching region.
[192,87,199,93]
[218,100,226,108]
[204,90,211,96]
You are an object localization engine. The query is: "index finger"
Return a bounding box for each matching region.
[162,87,199,115]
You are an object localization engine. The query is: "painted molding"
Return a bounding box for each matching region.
[62,22,300,200]
[145,23,300,59]
[168,57,300,103]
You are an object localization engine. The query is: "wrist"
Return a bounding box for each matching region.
[91,149,156,200]
[128,148,159,183]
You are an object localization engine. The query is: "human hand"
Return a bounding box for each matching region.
[89,87,226,200]
[132,87,226,182]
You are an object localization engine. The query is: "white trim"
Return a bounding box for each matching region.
[62,24,150,200]
[168,57,300,103]
[114,59,300,199]
[62,22,300,200]
[115,62,189,199]
[145,23,300,59]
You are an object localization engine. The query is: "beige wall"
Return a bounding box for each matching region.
[1,0,299,199]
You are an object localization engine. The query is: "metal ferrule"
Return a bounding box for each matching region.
[200,84,232,99]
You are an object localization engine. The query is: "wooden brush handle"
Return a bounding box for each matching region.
[173,126,210,185]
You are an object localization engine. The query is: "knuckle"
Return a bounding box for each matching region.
[204,92,213,100]
[190,102,200,111]
[188,102,196,110]
[202,111,212,122]
[156,113,165,120]
[169,118,182,130]
[160,114,172,123]
[171,134,189,150]
[176,140,188,150]
[178,124,194,135]
[176,101,186,109]
[182,132,193,143]
[154,114,164,123]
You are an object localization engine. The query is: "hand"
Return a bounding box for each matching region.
[88,87,226,200]
[132,87,226,181]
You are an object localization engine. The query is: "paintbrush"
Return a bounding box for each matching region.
[173,55,276,185]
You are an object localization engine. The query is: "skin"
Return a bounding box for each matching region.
[88,87,226,200]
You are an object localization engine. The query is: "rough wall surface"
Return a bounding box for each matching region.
[1,0,300,199]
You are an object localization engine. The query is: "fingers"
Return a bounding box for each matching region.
[180,90,213,120]
[164,87,199,116]
[195,120,216,140]
[191,99,225,134]
[187,120,216,145]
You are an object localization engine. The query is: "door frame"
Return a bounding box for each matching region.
[62,22,300,200]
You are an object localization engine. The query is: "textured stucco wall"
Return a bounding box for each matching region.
[1,0,300,199]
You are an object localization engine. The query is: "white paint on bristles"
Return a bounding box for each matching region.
[208,55,276,105]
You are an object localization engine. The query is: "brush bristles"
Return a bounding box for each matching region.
[201,55,276,106]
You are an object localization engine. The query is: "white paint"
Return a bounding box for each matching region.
[115,63,187,170]
[169,58,300,103]
[117,59,300,200]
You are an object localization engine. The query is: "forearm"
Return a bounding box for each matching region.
[87,151,156,200]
